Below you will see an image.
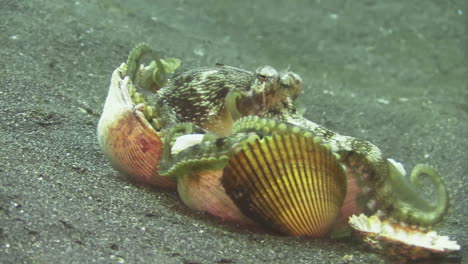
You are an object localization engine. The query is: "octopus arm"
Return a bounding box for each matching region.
[280,109,450,227]
[386,162,450,226]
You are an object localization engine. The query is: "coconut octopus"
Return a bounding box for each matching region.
[97,44,461,261]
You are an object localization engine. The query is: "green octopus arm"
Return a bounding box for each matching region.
[159,123,235,178]
[386,162,450,226]
[125,43,180,92]
[275,107,450,227]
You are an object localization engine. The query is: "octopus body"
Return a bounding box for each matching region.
[154,63,303,136]
[150,48,449,229]
[97,44,460,261]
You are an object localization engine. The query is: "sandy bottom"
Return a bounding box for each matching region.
[0,0,466,263]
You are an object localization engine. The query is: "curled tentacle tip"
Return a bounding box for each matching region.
[410,164,440,187]
[386,160,450,226]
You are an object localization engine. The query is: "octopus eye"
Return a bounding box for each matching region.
[255,66,278,84]
[257,73,268,83]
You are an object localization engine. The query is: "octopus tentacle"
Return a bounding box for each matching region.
[125,43,180,92]
[387,163,449,226]
[274,107,450,227]
[159,122,214,177]
[159,125,247,178]
[160,116,317,179]
[341,151,450,226]
[158,116,348,230]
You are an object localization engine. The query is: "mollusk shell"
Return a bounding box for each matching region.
[166,117,347,236]
[177,169,253,225]
[222,131,347,237]
[163,131,254,225]
[349,214,461,260]
[97,64,176,188]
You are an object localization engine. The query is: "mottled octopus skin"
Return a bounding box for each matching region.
[156,65,254,136]
[154,64,303,136]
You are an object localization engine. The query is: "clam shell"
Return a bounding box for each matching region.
[177,169,253,225]
[97,64,176,188]
[349,213,461,260]
[330,171,367,233]
[160,132,253,224]
[222,132,346,237]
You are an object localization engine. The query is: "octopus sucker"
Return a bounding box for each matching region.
[98,45,460,261]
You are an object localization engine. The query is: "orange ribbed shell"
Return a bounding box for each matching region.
[97,65,176,189]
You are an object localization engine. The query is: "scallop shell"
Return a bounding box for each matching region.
[97,64,176,188]
[222,131,347,237]
[349,213,461,261]
[159,130,254,224]
[177,169,253,225]
[160,117,347,236]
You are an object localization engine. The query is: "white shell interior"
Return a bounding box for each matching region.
[349,213,461,252]
[171,134,205,155]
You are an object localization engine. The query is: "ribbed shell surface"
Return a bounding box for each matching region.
[97,68,176,188]
[222,133,346,237]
